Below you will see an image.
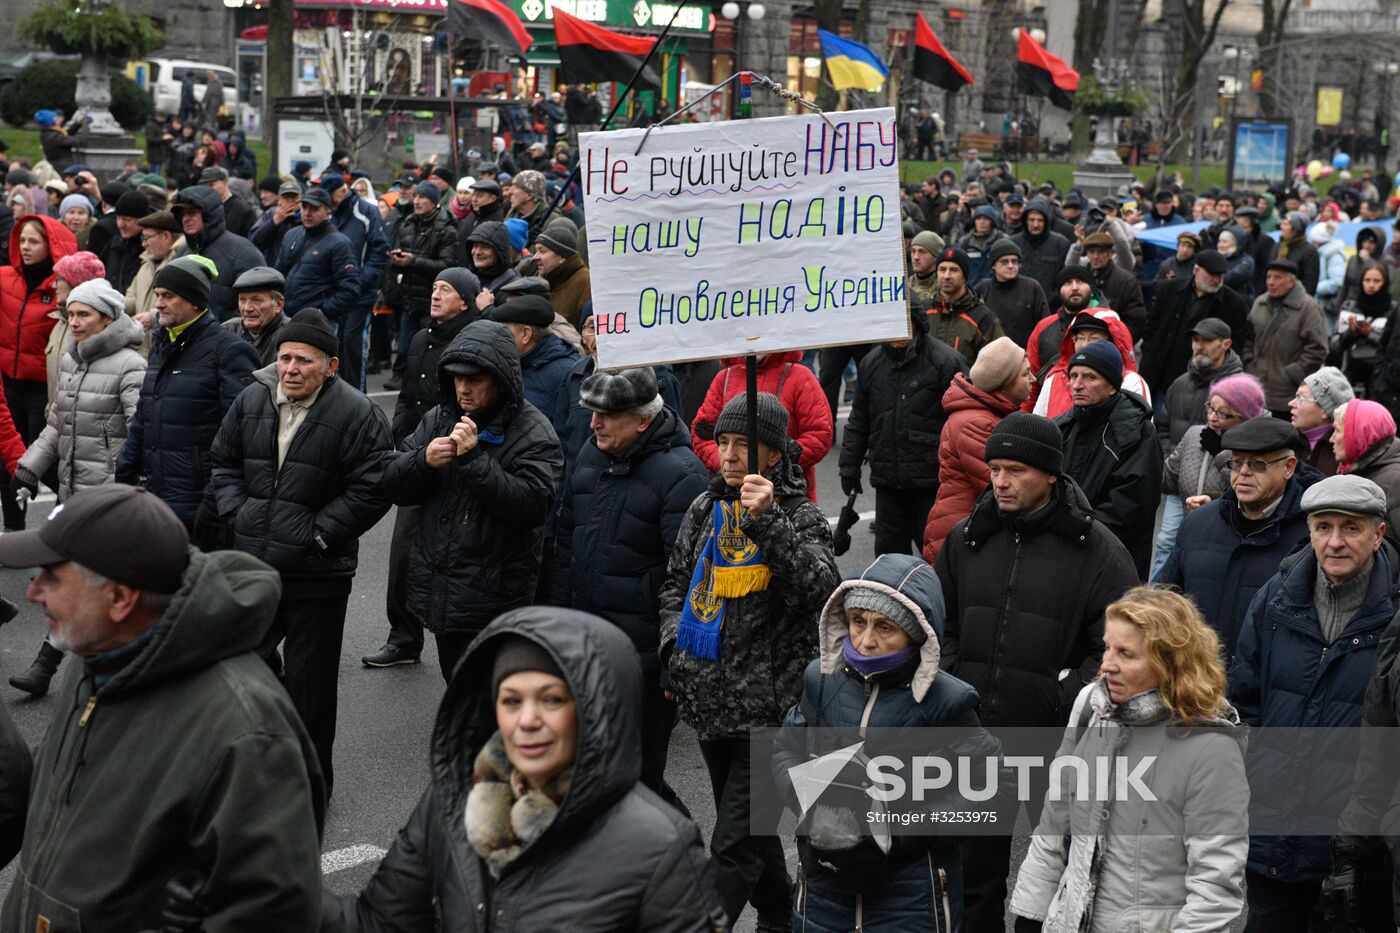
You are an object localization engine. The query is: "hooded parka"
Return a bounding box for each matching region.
[772,555,1006,932]
[170,187,264,322]
[17,313,145,500]
[383,321,563,635]
[320,607,727,932]
[1,548,325,932]
[0,214,78,382]
[920,372,1020,564]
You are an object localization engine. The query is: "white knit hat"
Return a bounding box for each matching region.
[66,278,126,320]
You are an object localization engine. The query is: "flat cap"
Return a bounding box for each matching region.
[137,210,181,233]
[232,265,286,294]
[471,179,502,196]
[1189,317,1231,340]
[1222,417,1299,454]
[498,276,550,298]
[1082,231,1115,250]
[198,166,229,183]
[490,294,554,328]
[1195,249,1227,276]
[579,367,660,413]
[1301,474,1389,520]
[1266,258,1299,276]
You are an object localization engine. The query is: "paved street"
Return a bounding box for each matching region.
[0,390,902,923]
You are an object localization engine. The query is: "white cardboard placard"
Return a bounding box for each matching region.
[579,107,910,370]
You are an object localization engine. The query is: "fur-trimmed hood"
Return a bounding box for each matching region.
[817,554,945,703]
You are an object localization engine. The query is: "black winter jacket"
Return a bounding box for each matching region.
[331,192,390,312]
[1231,546,1400,882]
[391,207,457,314]
[384,321,563,636]
[1088,260,1147,340]
[222,194,258,239]
[1154,350,1245,450]
[934,480,1139,727]
[1139,278,1252,395]
[171,186,264,322]
[1278,237,1321,295]
[840,332,967,490]
[1013,200,1070,299]
[552,407,709,673]
[321,608,727,932]
[115,312,260,524]
[392,311,475,445]
[1055,391,1163,579]
[1156,478,1312,668]
[659,451,840,739]
[276,221,360,321]
[519,333,577,417]
[210,367,393,591]
[249,207,300,265]
[974,274,1050,348]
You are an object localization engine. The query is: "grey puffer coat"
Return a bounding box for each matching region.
[17,313,145,500]
[1010,682,1249,933]
[322,607,727,932]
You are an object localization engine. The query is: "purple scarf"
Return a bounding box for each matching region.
[1303,422,1331,451]
[841,636,918,678]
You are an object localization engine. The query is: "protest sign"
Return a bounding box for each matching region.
[579,107,910,370]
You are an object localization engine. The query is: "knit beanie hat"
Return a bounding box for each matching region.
[152,256,215,308]
[434,267,481,305]
[1305,366,1354,417]
[843,587,927,646]
[1208,373,1266,421]
[277,307,339,359]
[53,251,106,288]
[969,336,1025,392]
[1285,210,1309,235]
[58,194,92,218]
[491,635,565,697]
[936,246,970,279]
[504,218,529,252]
[989,239,1021,262]
[412,182,441,205]
[911,230,945,256]
[1341,399,1397,465]
[66,278,125,320]
[1308,221,1336,246]
[1066,340,1123,389]
[714,391,789,452]
[114,190,153,219]
[984,411,1064,475]
[536,221,579,260]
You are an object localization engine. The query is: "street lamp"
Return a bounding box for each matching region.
[721,2,766,116]
[1222,45,1247,122]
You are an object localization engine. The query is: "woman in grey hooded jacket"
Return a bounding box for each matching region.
[1010,586,1248,933]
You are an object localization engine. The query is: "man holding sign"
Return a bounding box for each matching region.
[659,393,839,929]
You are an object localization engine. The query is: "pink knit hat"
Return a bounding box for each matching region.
[1342,399,1397,466]
[52,251,106,289]
[1208,373,1266,422]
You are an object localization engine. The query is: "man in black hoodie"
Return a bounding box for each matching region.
[1012,197,1070,300]
[171,186,263,322]
[974,239,1049,347]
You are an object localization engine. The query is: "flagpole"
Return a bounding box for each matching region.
[535,0,693,229]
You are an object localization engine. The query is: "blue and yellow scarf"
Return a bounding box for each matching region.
[676,500,771,661]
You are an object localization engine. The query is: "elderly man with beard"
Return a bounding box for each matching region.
[1140,249,1252,398]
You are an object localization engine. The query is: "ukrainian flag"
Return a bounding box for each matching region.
[818,29,889,91]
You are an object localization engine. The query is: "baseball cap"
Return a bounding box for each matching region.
[278,181,302,197]
[0,484,189,593]
[1189,317,1232,340]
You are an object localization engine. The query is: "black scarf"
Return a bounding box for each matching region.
[22,258,53,294]
[1355,286,1392,319]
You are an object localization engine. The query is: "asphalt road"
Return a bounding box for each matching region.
[0,392,1035,930]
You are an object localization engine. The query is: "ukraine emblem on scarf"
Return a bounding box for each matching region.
[677,501,772,661]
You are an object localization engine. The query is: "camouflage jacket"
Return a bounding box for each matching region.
[659,452,839,739]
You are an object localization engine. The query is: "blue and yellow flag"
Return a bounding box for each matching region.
[818,29,890,91]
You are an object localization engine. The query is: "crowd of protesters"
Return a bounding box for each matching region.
[2,103,1400,933]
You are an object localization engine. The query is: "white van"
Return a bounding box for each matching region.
[139,59,240,127]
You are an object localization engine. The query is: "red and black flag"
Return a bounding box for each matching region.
[446,0,532,56]
[1016,30,1078,110]
[553,8,660,90]
[913,13,973,92]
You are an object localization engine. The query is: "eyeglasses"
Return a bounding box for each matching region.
[139,232,165,242]
[1205,403,1240,421]
[1228,454,1293,474]
[1291,392,1318,405]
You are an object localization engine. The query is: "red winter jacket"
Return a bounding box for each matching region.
[921,373,1018,564]
[0,214,78,384]
[690,352,834,502]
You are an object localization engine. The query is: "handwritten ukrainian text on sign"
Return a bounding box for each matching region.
[580,108,909,370]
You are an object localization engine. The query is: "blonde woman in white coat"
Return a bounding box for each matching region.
[10,277,145,697]
[1010,586,1249,933]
